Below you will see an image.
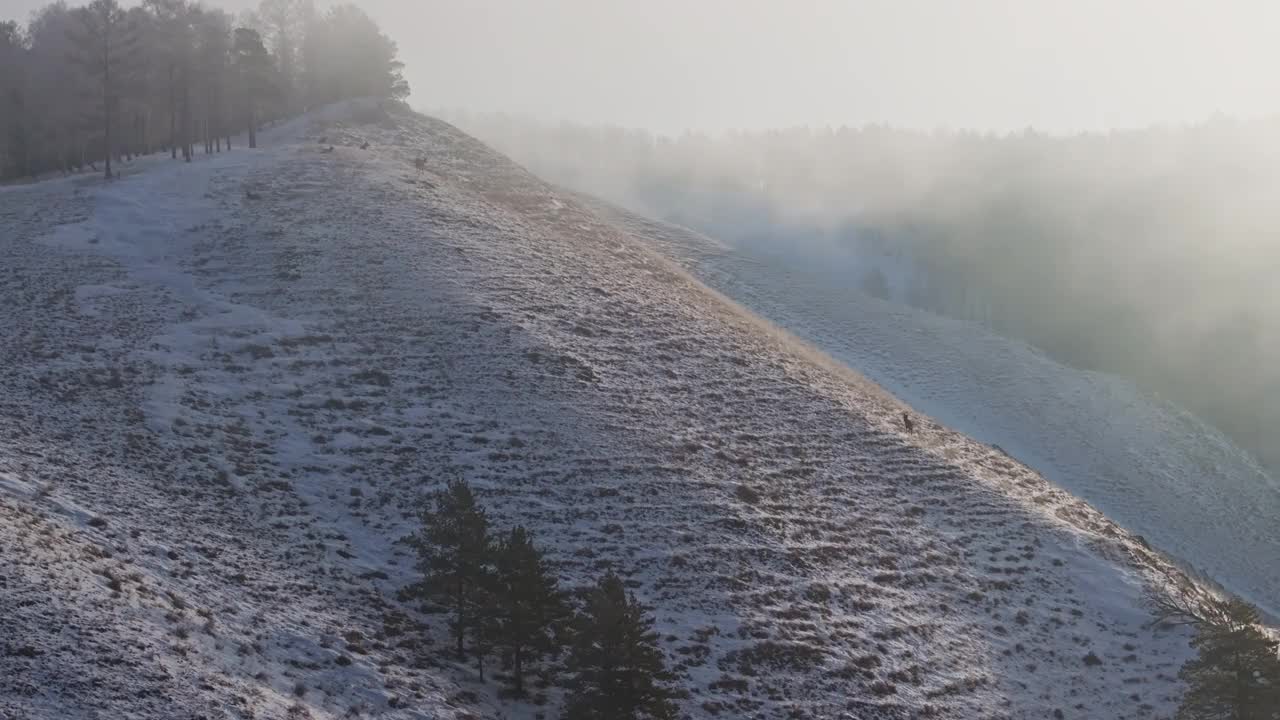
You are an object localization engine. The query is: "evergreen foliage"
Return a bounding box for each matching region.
[562,571,679,720]
[405,490,682,716]
[487,525,570,695]
[408,479,494,661]
[1177,597,1280,720]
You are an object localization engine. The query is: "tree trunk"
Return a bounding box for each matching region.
[169,66,177,160]
[182,78,191,163]
[103,46,112,180]
[455,581,465,658]
[206,88,216,154]
[181,81,191,163]
[22,134,34,180]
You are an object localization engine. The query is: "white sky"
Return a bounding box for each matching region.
[6,0,1280,133]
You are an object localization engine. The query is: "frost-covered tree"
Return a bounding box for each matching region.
[255,0,308,113]
[140,0,189,159]
[302,3,408,108]
[25,3,91,174]
[231,26,271,149]
[563,572,679,720]
[0,0,411,181]
[194,7,232,153]
[0,21,30,178]
[69,0,135,178]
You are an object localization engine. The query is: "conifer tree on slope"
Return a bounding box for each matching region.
[563,572,678,720]
[408,479,493,661]
[1177,597,1280,720]
[488,525,569,696]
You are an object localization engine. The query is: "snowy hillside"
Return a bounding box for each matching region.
[0,102,1207,719]
[592,202,1280,622]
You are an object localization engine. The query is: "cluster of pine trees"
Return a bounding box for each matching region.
[405,480,681,719]
[0,0,408,181]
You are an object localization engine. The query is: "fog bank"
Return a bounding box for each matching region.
[450,111,1280,473]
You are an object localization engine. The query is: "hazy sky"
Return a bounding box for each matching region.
[6,0,1280,133]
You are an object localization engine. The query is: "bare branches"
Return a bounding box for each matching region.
[1146,585,1213,628]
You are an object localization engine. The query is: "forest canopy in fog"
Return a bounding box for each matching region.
[0,0,408,181]
[452,111,1280,471]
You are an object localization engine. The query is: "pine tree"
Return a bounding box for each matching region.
[141,0,188,159]
[301,4,408,106]
[230,27,271,149]
[0,21,29,179]
[2,0,410,181]
[194,8,232,154]
[563,572,679,720]
[408,479,494,662]
[1178,597,1280,720]
[70,0,136,179]
[24,3,87,176]
[487,526,569,696]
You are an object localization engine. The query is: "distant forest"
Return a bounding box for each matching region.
[0,0,408,181]
[454,112,1280,472]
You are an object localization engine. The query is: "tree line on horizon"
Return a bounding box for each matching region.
[0,0,409,181]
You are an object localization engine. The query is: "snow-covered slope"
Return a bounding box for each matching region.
[593,203,1280,622]
[1,103,1204,719]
